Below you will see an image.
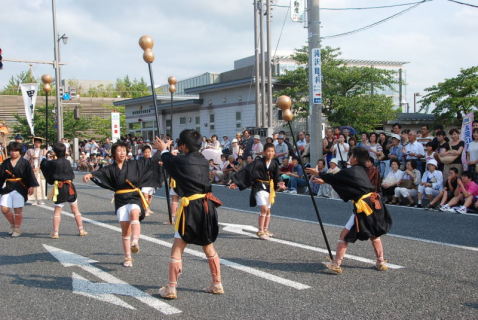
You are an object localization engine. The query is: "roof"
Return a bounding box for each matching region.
[113,94,198,107]
[184,77,254,94]
[343,59,409,67]
[388,113,435,124]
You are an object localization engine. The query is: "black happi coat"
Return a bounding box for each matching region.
[41,158,77,204]
[232,157,282,207]
[0,158,39,201]
[321,165,392,243]
[91,154,163,221]
[161,151,222,246]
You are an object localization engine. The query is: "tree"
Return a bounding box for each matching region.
[12,105,91,142]
[275,46,400,133]
[90,106,127,137]
[420,66,478,124]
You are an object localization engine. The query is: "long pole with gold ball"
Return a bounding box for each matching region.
[168,76,177,140]
[276,95,333,260]
[138,35,172,224]
[42,74,53,194]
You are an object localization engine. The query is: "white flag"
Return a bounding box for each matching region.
[290,0,305,22]
[20,83,39,135]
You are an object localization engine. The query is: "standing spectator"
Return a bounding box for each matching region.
[368,133,384,166]
[61,138,71,156]
[241,130,254,159]
[347,136,357,158]
[364,157,381,192]
[301,134,311,165]
[331,134,349,169]
[381,159,403,203]
[393,160,421,206]
[200,136,208,151]
[14,134,27,155]
[333,127,341,139]
[440,128,464,177]
[400,129,410,148]
[90,139,99,155]
[403,130,425,172]
[417,159,443,208]
[209,135,221,150]
[417,125,434,146]
[251,135,264,159]
[103,138,112,156]
[275,135,289,163]
[357,133,370,151]
[424,142,436,164]
[317,159,341,199]
[387,133,403,177]
[342,128,351,142]
[265,136,274,145]
[434,130,450,172]
[296,132,307,155]
[323,128,335,165]
[231,139,241,160]
[440,172,478,214]
[466,128,478,175]
[392,123,402,135]
[222,136,231,155]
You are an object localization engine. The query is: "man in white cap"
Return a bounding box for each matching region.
[275,135,289,163]
[417,159,443,208]
[386,133,403,177]
[231,138,240,160]
[251,135,263,159]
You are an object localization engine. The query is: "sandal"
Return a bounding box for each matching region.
[204,283,224,295]
[158,285,177,299]
[264,230,274,237]
[375,259,388,271]
[256,231,269,240]
[322,261,343,274]
[123,257,133,268]
[78,230,88,236]
[50,232,60,239]
[131,241,140,254]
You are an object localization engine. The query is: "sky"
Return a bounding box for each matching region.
[0,0,477,109]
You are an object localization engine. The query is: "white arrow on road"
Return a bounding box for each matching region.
[43,244,181,315]
[220,223,404,269]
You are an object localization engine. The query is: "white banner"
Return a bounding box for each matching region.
[311,48,322,104]
[291,0,305,22]
[461,112,474,171]
[20,83,39,135]
[111,112,121,142]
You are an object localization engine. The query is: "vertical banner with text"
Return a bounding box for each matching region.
[111,112,121,142]
[20,83,39,135]
[461,112,474,171]
[311,48,322,104]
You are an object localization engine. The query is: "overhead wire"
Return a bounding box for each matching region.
[447,0,478,8]
[320,0,433,10]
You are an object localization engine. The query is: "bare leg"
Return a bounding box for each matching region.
[1,206,15,234]
[263,208,273,237]
[257,205,268,239]
[203,243,224,294]
[371,237,388,271]
[323,228,349,274]
[171,195,179,224]
[70,202,87,236]
[12,208,23,237]
[51,206,62,238]
[130,209,141,253]
[159,238,188,299]
[120,221,132,267]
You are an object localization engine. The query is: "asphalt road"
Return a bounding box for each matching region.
[1,175,477,320]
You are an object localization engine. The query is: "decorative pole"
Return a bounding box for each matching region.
[138,35,172,224]
[42,74,53,195]
[167,76,177,140]
[276,95,333,260]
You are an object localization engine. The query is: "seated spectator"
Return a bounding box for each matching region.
[78,152,88,171]
[317,158,341,199]
[210,154,227,184]
[235,156,245,171]
[280,158,294,186]
[251,135,264,159]
[429,167,459,210]
[246,155,254,165]
[231,139,241,160]
[393,159,421,206]
[222,155,236,185]
[285,157,307,194]
[310,159,327,195]
[440,171,478,214]
[381,159,403,203]
[364,157,380,192]
[417,159,443,208]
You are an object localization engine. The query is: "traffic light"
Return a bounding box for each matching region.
[0,48,3,69]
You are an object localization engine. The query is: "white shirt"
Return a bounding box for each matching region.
[468,141,478,162]
[421,170,443,190]
[404,141,425,160]
[333,143,349,162]
[386,169,404,184]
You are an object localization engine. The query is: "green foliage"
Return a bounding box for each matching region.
[420,66,478,125]
[90,106,127,137]
[13,105,92,142]
[275,46,400,133]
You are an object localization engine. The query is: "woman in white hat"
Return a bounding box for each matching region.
[416,159,443,208]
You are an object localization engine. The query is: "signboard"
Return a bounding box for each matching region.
[291,0,305,22]
[20,83,39,135]
[111,112,121,142]
[461,112,474,171]
[311,48,322,104]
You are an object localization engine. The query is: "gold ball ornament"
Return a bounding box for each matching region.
[168,84,177,93]
[41,74,53,84]
[282,109,294,122]
[138,35,154,50]
[168,76,177,85]
[143,49,155,63]
[276,95,292,110]
[43,83,52,93]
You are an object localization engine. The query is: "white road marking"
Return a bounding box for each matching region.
[71,273,136,310]
[220,223,405,269]
[74,182,478,252]
[43,244,182,314]
[39,205,311,291]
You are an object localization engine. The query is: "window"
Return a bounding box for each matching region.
[209,114,215,123]
[210,124,215,130]
[236,111,241,129]
[129,122,141,130]
[179,117,186,125]
[143,121,154,128]
[166,120,172,128]
[236,112,241,121]
[195,116,200,125]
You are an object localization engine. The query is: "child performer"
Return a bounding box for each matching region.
[140,145,156,217]
[307,147,392,274]
[154,130,224,299]
[41,142,88,238]
[0,142,38,237]
[229,143,286,240]
[83,141,163,267]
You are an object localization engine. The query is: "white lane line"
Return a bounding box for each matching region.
[74,182,478,252]
[38,205,311,291]
[220,223,404,269]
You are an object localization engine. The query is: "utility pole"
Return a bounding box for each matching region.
[266,0,273,136]
[254,0,261,128]
[259,0,267,128]
[52,0,63,141]
[308,0,323,163]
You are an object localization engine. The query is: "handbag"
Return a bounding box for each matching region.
[439,154,459,165]
[398,179,414,189]
[336,143,348,169]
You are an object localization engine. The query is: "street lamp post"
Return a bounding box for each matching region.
[41,74,53,193]
[168,76,177,140]
[413,93,421,113]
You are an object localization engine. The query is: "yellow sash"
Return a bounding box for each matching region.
[6,178,22,182]
[353,192,375,216]
[115,180,150,211]
[169,177,176,189]
[48,180,60,202]
[175,193,207,235]
[257,179,276,206]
